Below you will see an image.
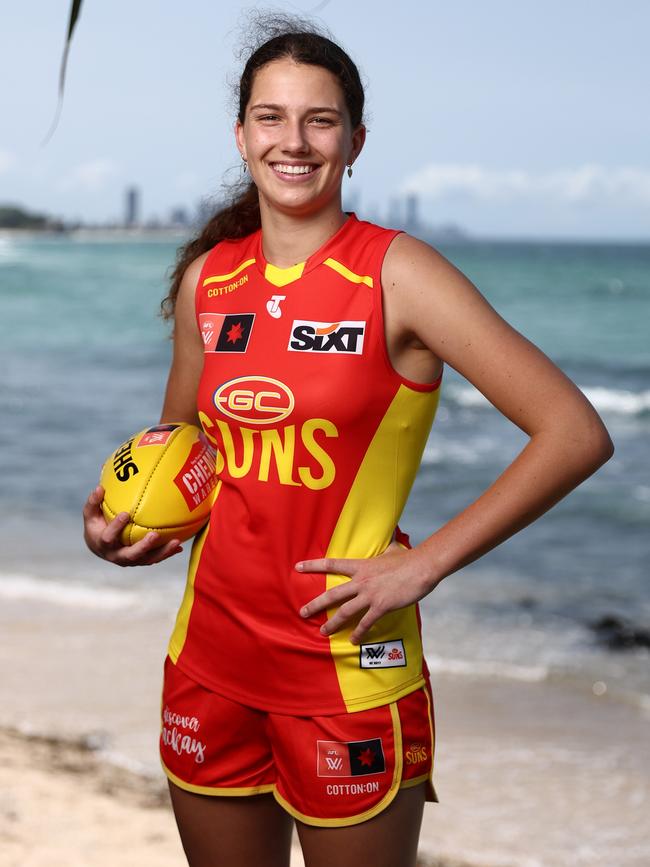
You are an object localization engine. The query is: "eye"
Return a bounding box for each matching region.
[311,116,334,126]
[255,113,281,122]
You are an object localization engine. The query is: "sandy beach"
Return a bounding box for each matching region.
[1,590,648,867]
[0,725,485,867]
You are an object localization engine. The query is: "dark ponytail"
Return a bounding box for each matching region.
[161,18,365,321]
[161,181,260,320]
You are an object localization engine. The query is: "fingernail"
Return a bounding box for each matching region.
[295,562,304,572]
[320,625,327,634]
[146,532,158,541]
[300,607,308,617]
[118,512,130,521]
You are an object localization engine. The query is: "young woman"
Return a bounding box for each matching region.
[83,23,614,867]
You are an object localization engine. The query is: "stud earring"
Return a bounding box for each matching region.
[347,164,353,178]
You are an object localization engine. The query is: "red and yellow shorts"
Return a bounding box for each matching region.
[159,655,438,827]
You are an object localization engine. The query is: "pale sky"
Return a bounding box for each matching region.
[1,0,649,239]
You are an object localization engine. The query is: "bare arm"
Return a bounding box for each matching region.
[158,252,209,424]
[82,251,208,566]
[384,233,614,581]
[298,234,614,641]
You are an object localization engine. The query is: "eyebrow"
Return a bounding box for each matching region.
[249,103,343,116]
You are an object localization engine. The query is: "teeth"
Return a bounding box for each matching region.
[273,164,315,175]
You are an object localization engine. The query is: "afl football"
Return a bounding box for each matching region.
[99,423,218,545]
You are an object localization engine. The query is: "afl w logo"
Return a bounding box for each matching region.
[288,320,365,354]
[266,294,286,319]
[317,739,386,777]
[199,312,255,353]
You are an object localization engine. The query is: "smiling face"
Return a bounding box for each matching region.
[235,58,366,220]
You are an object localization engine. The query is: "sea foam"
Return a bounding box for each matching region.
[448,382,650,416]
[0,572,140,610]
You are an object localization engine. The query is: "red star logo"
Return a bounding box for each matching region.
[357,747,375,768]
[226,322,244,343]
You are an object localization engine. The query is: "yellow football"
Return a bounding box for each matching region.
[99,422,218,545]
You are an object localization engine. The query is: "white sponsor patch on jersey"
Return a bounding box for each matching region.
[288,320,366,354]
[359,639,406,669]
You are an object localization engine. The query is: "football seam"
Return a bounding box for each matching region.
[102,500,206,534]
[130,425,186,528]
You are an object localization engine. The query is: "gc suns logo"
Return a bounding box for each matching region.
[288,320,365,354]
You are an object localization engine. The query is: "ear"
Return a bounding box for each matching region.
[234,119,246,159]
[348,124,367,166]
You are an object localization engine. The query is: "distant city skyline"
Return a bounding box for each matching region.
[2,1,650,239]
[2,184,468,244]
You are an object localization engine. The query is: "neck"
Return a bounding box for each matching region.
[258,198,349,268]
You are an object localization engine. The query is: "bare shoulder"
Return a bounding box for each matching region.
[158,250,211,425]
[381,232,503,365]
[171,251,211,343]
[176,251,211,314]
[382,233,610,443]
[382,232,483,328]
[383,232,462,284]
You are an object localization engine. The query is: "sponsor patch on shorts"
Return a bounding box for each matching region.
[317,738,386,777]
[359,639,406,669]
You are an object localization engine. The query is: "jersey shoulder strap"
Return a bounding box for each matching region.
[195,233,259,319]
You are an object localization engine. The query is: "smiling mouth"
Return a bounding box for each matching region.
[270,163,319,176]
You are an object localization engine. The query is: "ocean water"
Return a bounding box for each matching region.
[1,229,648,718]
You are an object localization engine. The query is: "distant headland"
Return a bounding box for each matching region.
[0,205,66,232]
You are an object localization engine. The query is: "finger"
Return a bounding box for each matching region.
[320,598,367,636]
[114,531,164,565]
[82,485,105,519]
[300,582,358,618]
[348,610,381,645]
[134,538,184,566]
[100,512,131,547]
[295,557,358,576]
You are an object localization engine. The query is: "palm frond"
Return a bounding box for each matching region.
[42,0,84,145]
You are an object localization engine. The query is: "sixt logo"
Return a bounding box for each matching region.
[288,320,365,354]
[213,376,294,425]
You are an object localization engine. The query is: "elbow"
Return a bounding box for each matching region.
[579,416,615,473]
[542,407,615,478]
[590,429,615,468]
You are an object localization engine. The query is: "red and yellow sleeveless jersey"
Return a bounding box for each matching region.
[167,214,443,715]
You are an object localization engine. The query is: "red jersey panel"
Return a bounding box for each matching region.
[167,214,443,714]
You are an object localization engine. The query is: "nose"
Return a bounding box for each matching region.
[281,116,309,154]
